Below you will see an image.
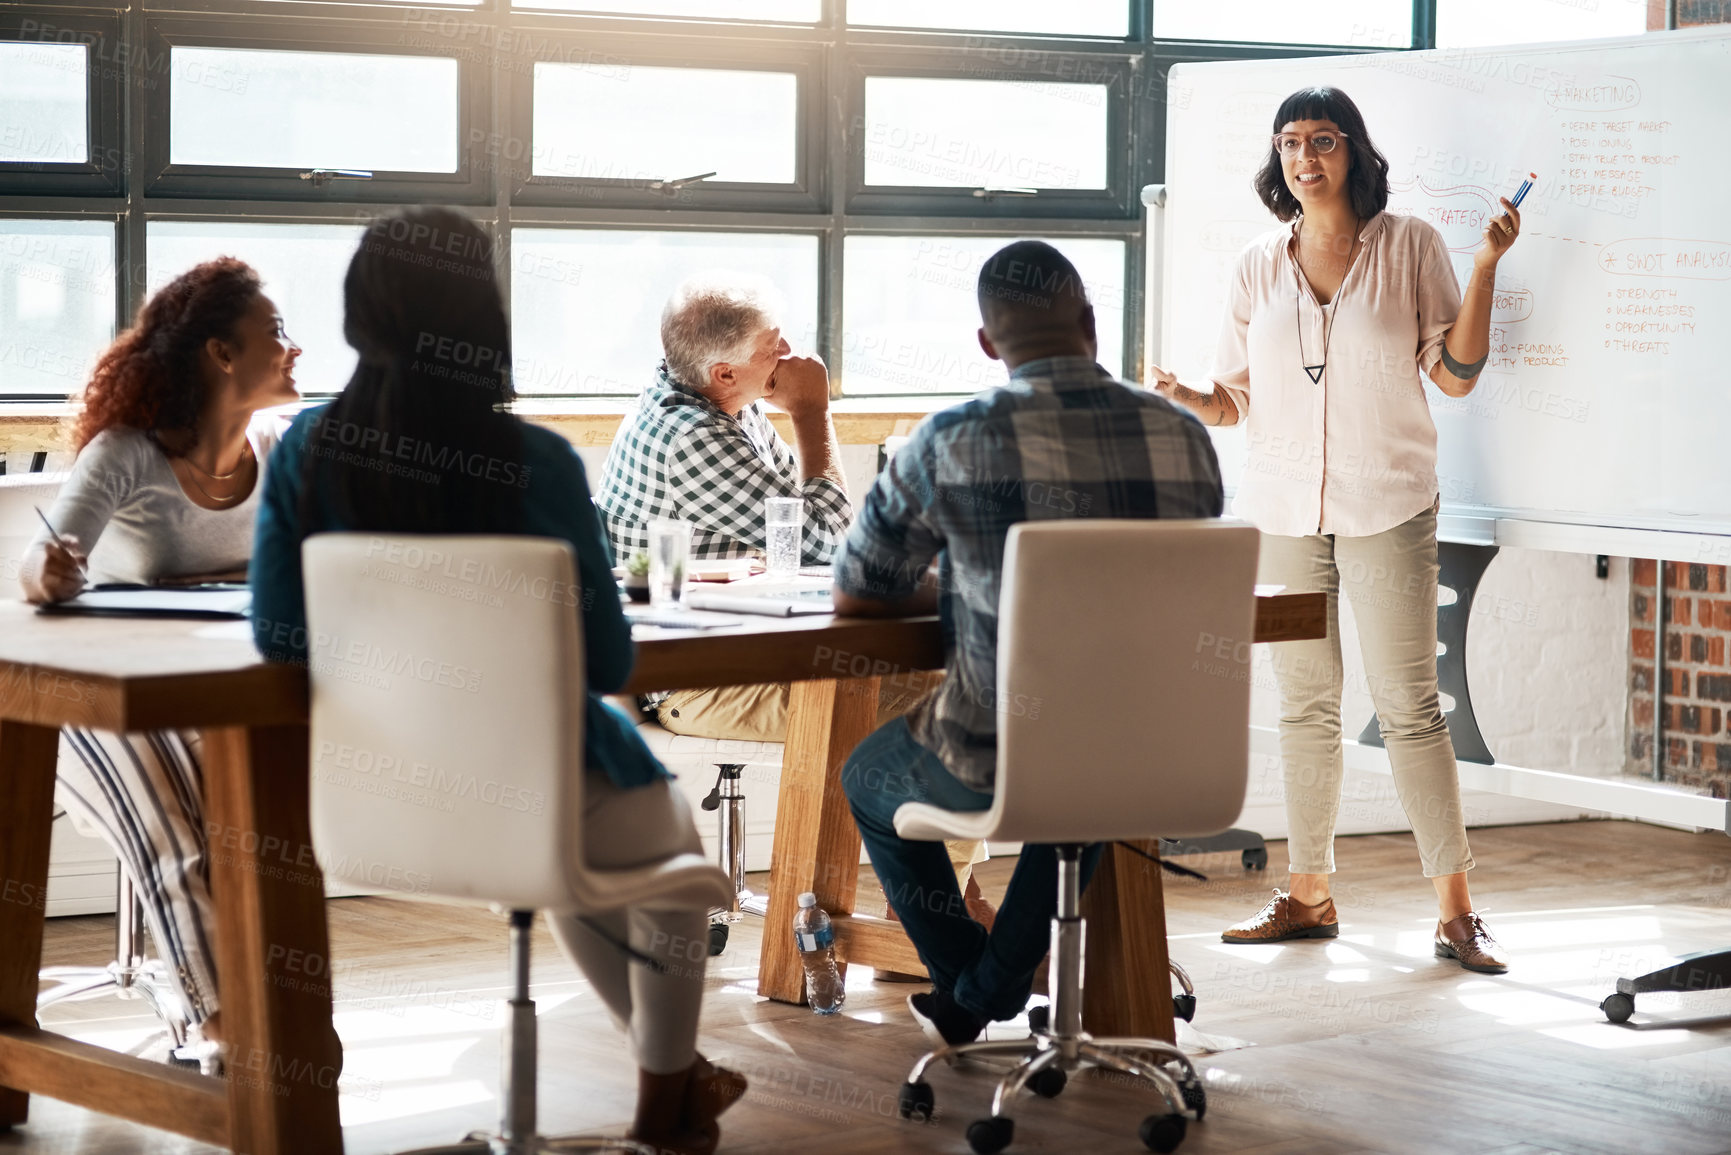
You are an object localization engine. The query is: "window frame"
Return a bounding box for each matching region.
[844,37,1139,219]
[139,15,494,204]
[0,0,1454,403]
[0,10,125,197]
[506,26,826,212]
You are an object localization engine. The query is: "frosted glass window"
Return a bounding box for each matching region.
[516,0,819,17]
[0,43,88,163]
[1436,0,1647,48]
[0,222,115,396]
[864,78,1108,189]
[842,236,1125,395]
[1154,0,1413,47]
[533,64,797,185]
[849,0,1129,37]
[511,230,819,396]
[148,223,367,396]
[168,47,460,172]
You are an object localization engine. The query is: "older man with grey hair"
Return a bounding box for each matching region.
[598,272,994,931]
[597,274,849,569]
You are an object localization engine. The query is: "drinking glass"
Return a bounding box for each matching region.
[764,496,804,579]
[648,520,690,608]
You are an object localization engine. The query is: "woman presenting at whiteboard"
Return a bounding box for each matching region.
[1152,86,1520,973]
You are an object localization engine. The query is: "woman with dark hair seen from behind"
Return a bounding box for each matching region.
[19,257,302,1056]
[1151,87,1522,972]
[248,206,742,1155]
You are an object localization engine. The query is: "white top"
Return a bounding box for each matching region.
[1209,211,1463,539]
[33,415,285,587]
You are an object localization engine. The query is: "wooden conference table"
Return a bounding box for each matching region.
[0,590,1323,1154]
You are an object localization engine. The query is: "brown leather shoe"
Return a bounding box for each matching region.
[1221,889,1340,943]
[1434,911,1509,974]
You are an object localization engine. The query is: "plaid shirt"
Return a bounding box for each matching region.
[597,362,853,565]
[834,356,1225,791]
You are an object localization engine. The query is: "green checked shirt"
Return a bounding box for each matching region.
[596,362,853,566]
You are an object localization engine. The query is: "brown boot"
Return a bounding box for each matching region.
[630,1066,715,1155]
[684,1053,748,1134]
[1434,911,1509,974]
[1221,889,1340,943]
[963,873,998,933]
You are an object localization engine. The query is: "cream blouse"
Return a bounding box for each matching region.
[1210,211,1463,539]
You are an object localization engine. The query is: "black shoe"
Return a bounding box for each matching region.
[908,991,985,1047]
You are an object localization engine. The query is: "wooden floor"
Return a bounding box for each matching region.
[9,819,1731,1155]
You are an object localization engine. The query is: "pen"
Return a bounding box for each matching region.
[34,506,88,577]
[1510,172,1536,209]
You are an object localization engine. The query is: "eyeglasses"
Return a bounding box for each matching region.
[1272,131,1348,157]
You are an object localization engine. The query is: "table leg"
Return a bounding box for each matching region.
[0,720,58,1129]
[758,677,880,1005]
[202,724,343,1155]
[1081,840,1175,1044]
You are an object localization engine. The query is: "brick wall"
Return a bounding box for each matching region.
[1632,0,1731,799]
[1630,561,1731,797]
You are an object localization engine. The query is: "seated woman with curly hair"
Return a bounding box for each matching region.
[19,257,301,1056]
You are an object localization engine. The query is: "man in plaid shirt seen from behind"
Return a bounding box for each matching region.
[835,240,1224,1048]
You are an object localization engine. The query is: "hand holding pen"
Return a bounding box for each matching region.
[27,507,88,605]
[1475,173,1533,271]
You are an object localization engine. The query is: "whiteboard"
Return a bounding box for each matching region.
[1159,27,1731,542]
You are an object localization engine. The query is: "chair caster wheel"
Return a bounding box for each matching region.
[1175,1069,1206,1119]
[1140,1112,1187,1152]
[898,1081,935,1122]
[1026,1004,1049,1034]
[967,1115,1014,1154]
[1172,993,1197,1022]
[707,922,729,956]
[1601,992,1634,1023]
[1242,847,1268,871]
[1029,1066,1067,1099]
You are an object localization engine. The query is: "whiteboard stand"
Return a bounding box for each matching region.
[1359,540,1500,765]
[1144,183,1277,875]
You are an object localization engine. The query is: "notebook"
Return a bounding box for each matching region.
[39,587,253,620]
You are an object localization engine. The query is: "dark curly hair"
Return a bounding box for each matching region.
[1253,86,1390,224]
[73,257,263,454]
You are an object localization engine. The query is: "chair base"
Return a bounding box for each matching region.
[389,913,658,1155]
[897,847,1207,1154]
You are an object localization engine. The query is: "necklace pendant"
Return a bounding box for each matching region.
[1304,364,1325,384]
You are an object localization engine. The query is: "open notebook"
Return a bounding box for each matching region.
[38,586,253,620]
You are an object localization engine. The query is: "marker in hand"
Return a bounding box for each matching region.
[1510,172,1537,209]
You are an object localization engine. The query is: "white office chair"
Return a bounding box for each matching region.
[892,520,1260,1155]
[633,720,783,955]
[304,534,733,1155]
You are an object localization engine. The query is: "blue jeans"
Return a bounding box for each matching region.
[842,717,1102,1023]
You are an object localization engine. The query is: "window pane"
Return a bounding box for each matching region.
[1154,0,1412,47]
[532,63,797,184]
[864,78,1108,189]
[848,0,1128,37]
[1437,0,1647,48]
[168,47,459,172]
[512,230,819,396]
[516,0,819,17]
[0,43,88,163]
[148,222,366,396]
[0,221,114,396]
[842,236,1125,395]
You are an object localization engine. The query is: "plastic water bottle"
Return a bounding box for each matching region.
[794,892,845,1015]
